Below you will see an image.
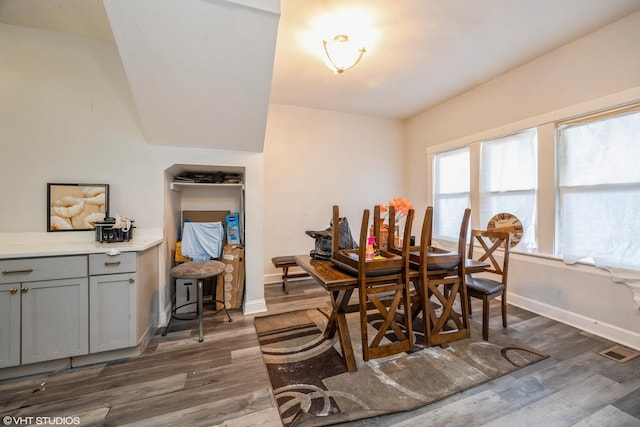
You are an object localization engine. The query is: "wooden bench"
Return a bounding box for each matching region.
[271,256,309,294]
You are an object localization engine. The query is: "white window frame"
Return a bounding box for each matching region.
[432,147,470,241]
[425,88,640,263]
[479,129,538,252]
[555,104,640,269]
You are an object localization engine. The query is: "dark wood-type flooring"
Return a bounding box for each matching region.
[1,279,639,426]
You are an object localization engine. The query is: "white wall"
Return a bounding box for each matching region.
[405,12,640,349]
[0,23,265,315]
[263,104,406,280]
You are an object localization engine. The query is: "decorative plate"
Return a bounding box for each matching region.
[487,213,523,247]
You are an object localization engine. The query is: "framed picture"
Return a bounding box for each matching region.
[47,183,110,232]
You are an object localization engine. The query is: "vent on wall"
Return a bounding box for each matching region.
[599,345,639,363]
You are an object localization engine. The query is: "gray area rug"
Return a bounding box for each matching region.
[254,307,548,426]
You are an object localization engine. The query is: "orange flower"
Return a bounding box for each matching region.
[381,197,413,222]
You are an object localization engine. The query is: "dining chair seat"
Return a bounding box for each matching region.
[331,258,402,277]
[465,275,504,295]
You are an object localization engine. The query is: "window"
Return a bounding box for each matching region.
[480,129,538,251]
[557,106,640,269]
[433,147,470,240]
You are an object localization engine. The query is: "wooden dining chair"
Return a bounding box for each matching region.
[417,207,472,347]
[466,229,511,341]
[331,205,415,361]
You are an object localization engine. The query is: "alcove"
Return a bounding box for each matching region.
[162,163,246,322]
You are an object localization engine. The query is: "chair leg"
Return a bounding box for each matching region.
[482,296,490,341]
[468,295,473,315]
[197,279,204,342]
[501,293,507,328]
[281,266,289,294]
[213,299,233,323]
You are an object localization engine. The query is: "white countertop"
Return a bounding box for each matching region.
[0,228,163,259]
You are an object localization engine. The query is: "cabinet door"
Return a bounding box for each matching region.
[89,273,137,353]
[21,278,89,364]
[0,283,21,368]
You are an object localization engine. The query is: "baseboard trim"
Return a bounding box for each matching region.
[159,302,172,326]
[72,346,141,367]
[0,359,70,381]
[243,298,267,314]
[264,273,312,285]
[509,293,640,351]
[264,273,281,285]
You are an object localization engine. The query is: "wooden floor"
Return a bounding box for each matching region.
[1,279,639,427]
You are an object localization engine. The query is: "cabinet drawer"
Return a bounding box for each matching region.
[89,252,136,275]
[0,256,87,284]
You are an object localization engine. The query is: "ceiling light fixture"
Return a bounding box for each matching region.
[322,34,366,74]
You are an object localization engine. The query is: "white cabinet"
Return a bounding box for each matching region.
[0,284,20,368]
[0,256,88,367]
[89,253,137,353]
[0,244,159,377]
[21,278,89,364]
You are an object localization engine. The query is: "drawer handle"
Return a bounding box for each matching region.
[9,288,17,294]
[21,287,28,293]
[129,278,135,284]
[2,269,34,275]
[104,261,121,267]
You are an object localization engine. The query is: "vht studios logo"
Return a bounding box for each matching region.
[3,416,80,425]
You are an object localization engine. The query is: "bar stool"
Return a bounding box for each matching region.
[162,260,232,342]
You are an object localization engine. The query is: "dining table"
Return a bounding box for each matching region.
[294,252,490,372]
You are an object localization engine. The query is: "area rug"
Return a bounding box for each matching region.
[254,307,548,427]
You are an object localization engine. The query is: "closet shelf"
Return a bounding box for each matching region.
[170,182,244,192]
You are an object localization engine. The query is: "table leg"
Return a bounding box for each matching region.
[197,278,204,342]
[324,289,357,372]
[324,290,339,339]
[336,311,357,372]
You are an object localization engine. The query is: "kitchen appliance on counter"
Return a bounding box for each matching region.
[95,216,135,243]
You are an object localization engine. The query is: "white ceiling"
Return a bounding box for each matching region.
[271,0,640,119]
[2,0,640,145]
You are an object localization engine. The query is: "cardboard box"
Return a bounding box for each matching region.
[216,245,245,310]
[182,210,229,224]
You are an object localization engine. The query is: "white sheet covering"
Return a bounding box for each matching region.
[181,222,224,261]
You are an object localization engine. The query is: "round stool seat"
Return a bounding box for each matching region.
[171,260,224,279]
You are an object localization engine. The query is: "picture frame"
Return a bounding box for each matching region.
[47,183,110,232]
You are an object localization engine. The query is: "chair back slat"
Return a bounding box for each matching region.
[468,229,511,283]
[331,205,340,257]
[372,205,382,250]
